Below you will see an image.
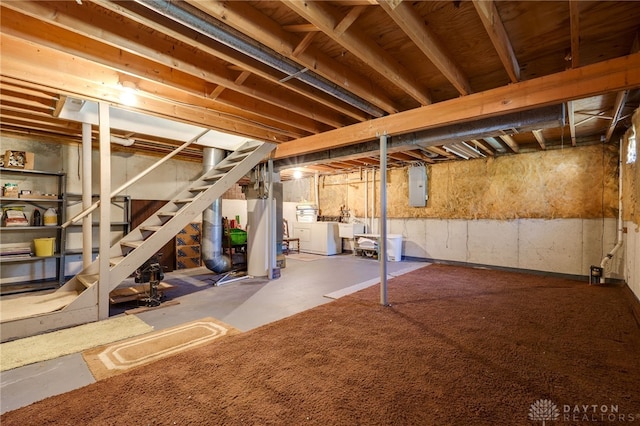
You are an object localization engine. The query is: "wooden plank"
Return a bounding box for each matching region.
[379,0,472,95]
[186,0,399,115]
[282,0,431,105]
[472,0,520,83]
[109,282,176,304]
[0,34,291,143]
[274,52,640,158]
[0,5,342,132]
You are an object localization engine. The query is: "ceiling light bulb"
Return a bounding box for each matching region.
[293,170,303,179]
[119,81,138,106]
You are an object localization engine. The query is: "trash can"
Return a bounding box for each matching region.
[387,234,403,262]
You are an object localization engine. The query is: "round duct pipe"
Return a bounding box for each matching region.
[202,147,231,273]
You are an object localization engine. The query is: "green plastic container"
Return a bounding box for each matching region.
[228,228,247,245]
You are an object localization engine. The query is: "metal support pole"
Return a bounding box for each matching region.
[268,159,275,279]
[379,132,388,306]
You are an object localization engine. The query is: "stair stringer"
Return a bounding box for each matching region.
[61,141,275,311]
[0,142,275,341]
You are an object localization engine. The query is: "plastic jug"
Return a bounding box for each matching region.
[43,208,57,226]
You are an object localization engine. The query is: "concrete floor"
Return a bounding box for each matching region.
[1,254,426,415]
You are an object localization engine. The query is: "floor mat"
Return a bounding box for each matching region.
[1,315,153,371]
[285,253,326,261]
[82,317,240,380]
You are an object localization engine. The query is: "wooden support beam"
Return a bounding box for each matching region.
[334,6,367,36]
[282,0,431,105]
[569,0,580,68]
[186,0,399,114]
[292,32,317,57]
[499,134,519,153]
[472,0,520,83]
[379,0,472,95]
[604,90,629,143]
[275,52,640,158]
[532,130,547,150]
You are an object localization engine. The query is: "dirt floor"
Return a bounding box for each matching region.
[2,264,639,425]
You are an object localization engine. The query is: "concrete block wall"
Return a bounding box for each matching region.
[360,217,623,280]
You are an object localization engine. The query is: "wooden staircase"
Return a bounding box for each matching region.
[0,141,275,341]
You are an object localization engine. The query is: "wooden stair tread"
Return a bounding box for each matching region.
[77,274,99,288]
[189,185,212,192]
[109,282,175,304]
[121,240,144,249]
[110,256,125,266]
[174,198,196,204]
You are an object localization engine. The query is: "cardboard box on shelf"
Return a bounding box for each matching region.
[3,151,35,170]
[2,186,19,198]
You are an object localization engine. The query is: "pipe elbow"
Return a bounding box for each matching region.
[204,255,231,274]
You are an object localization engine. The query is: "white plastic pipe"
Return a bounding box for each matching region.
[600,140,624,283]
[364,169,368,233]
[110,135,135,146]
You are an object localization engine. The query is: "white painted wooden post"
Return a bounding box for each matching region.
[82,122,93,268]
[98,102,111,320]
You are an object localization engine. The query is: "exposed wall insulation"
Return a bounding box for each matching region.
[623,109,639,226]
[316,144,619,220]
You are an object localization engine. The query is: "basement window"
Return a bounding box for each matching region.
[627,126,637,164]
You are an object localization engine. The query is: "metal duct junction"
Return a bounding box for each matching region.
[134,0,385,118]
[202,147,231,273]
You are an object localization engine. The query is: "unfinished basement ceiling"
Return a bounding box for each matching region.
[1,1,639,180]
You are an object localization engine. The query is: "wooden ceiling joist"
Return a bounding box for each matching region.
[379,0,472,96]
[184,0,399,115]
[472,0,520,83]
[282,0,432,106]
[275,52,640,158]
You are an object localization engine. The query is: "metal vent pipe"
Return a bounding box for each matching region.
[202,147,231,273]
[134,0,384,117]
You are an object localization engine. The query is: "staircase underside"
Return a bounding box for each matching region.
[0,141,275,342]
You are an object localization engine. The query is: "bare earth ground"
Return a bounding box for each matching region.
[2,264,639,425]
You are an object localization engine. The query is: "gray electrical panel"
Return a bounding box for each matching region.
[408,165,427,207]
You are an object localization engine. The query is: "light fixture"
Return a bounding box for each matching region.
[119,81,138,106]
[293,170,303,179]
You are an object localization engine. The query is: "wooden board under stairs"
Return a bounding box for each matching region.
[109,282,175,305]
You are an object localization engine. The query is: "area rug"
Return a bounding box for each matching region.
[0,290,79,322]
[2,264,639,425]
[82,317,240,380]
[0,315,153,371]
[285,252,325,261]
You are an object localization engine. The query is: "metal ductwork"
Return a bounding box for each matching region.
[202,147,231,273]
[134,0,385,118]
[274,104,565,170]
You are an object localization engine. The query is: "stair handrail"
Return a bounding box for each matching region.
[61,129,210,229]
